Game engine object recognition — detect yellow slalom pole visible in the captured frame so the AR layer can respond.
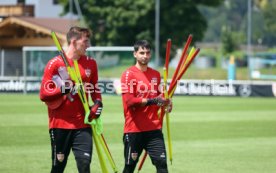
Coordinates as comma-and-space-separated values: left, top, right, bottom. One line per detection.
73, 60, 90, 114
74, 61, 108, 172
176, 47, 195, 80
169, 47, 196, 99
185, 47, 195, 66
74, 58, 116, 171
92, 126, 109, 173
163, 67, 173, 164
163, 48, 197, 165
74, 61, 111, 171
73, 60, 103, 134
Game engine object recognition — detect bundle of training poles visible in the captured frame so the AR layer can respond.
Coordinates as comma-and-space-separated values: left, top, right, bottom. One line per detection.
138, 35, 200, 172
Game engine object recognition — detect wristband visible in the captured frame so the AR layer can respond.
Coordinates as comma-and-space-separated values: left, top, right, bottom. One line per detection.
145, 98, 158, 106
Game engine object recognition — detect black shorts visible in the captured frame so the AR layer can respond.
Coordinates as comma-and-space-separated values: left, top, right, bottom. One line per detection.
49, 128, 93, 166
123, 129, 167, 165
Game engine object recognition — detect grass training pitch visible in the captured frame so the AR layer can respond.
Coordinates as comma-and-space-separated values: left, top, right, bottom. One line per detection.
0, 94, 276, 173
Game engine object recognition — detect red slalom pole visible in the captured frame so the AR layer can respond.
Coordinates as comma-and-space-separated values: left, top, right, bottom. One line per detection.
169, 35, 193, 91
101, 134, 112, 159
175, 53, 189, 79
137, 151, 147, 172
101, 134, 116, 165
168, 48, 200, 96
165, 39, 171, 76
169, 48, 200, 96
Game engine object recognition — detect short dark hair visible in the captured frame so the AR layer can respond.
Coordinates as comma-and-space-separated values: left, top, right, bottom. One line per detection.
66, 26, 91, 45
134, 40, 151, 52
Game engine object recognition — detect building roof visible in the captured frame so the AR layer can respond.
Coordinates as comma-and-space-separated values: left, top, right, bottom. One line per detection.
16, 17, 76, 35
0, 16, 78, 47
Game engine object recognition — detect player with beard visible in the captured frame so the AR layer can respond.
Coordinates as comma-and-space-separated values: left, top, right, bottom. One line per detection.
120, 40, 172, 173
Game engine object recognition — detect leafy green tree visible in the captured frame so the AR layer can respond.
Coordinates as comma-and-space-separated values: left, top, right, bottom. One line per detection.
199, 0, 276, 48
221, 26, 238, 55
59, 0, 154, 46
59, 0, 223, 61
262, 0, 276, 46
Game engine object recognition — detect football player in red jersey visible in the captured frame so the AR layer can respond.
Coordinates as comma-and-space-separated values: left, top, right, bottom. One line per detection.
121, 40, 172, 173
40, 26, 102, 173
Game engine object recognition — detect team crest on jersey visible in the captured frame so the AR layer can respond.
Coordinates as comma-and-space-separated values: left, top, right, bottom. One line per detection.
85, 69, 91, 77
131, 152, 138, 161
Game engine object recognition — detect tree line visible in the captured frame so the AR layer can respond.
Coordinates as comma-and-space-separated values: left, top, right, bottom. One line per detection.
58, 0, 275, 59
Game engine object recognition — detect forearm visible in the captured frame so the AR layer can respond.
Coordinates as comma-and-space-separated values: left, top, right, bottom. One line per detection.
90, 87, 102, 102
122, 93, 144, 107
40, 77, 70, 102
123, 93, 166, 108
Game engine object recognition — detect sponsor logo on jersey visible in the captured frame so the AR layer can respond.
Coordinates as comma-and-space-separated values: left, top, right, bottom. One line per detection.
160, 152, 166, 158
84, 153, 90, 157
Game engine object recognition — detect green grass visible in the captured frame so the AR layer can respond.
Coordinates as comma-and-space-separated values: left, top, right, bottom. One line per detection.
1, 94, 276, 173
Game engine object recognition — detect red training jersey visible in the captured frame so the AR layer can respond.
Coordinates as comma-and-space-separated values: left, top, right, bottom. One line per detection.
121, 66, 162, 133
40, 55, 101, 129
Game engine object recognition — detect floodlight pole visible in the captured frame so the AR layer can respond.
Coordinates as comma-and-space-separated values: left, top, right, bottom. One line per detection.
1, 49, 4, 76
69, 0, 73, 27
23, 48, 27, 94
74, 0, 86, 27
155, 0, 160, 67
247, 0, 252, 79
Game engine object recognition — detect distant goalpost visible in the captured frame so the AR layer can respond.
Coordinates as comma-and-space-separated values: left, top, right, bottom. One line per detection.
20, 46, 133, 93
22, 46, 134, 78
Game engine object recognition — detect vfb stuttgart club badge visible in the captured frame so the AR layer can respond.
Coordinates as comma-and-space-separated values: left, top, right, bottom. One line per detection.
85, 68, 91, 77
131, 152, 138, 161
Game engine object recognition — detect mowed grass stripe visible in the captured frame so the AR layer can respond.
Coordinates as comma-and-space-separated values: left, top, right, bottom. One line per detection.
1, 94, 276, 173
172, 137, 276, 173
1, 137, 276, 173
167, 121, 276, 141
2, 120, 275, 146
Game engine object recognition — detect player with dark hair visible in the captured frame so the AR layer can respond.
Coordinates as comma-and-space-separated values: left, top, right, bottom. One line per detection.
40, 26, 103, 173
121, 40, 172, 173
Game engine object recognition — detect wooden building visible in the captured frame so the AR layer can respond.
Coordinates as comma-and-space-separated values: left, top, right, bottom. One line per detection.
0, 16, 74, 48
0, 16, 77, 76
